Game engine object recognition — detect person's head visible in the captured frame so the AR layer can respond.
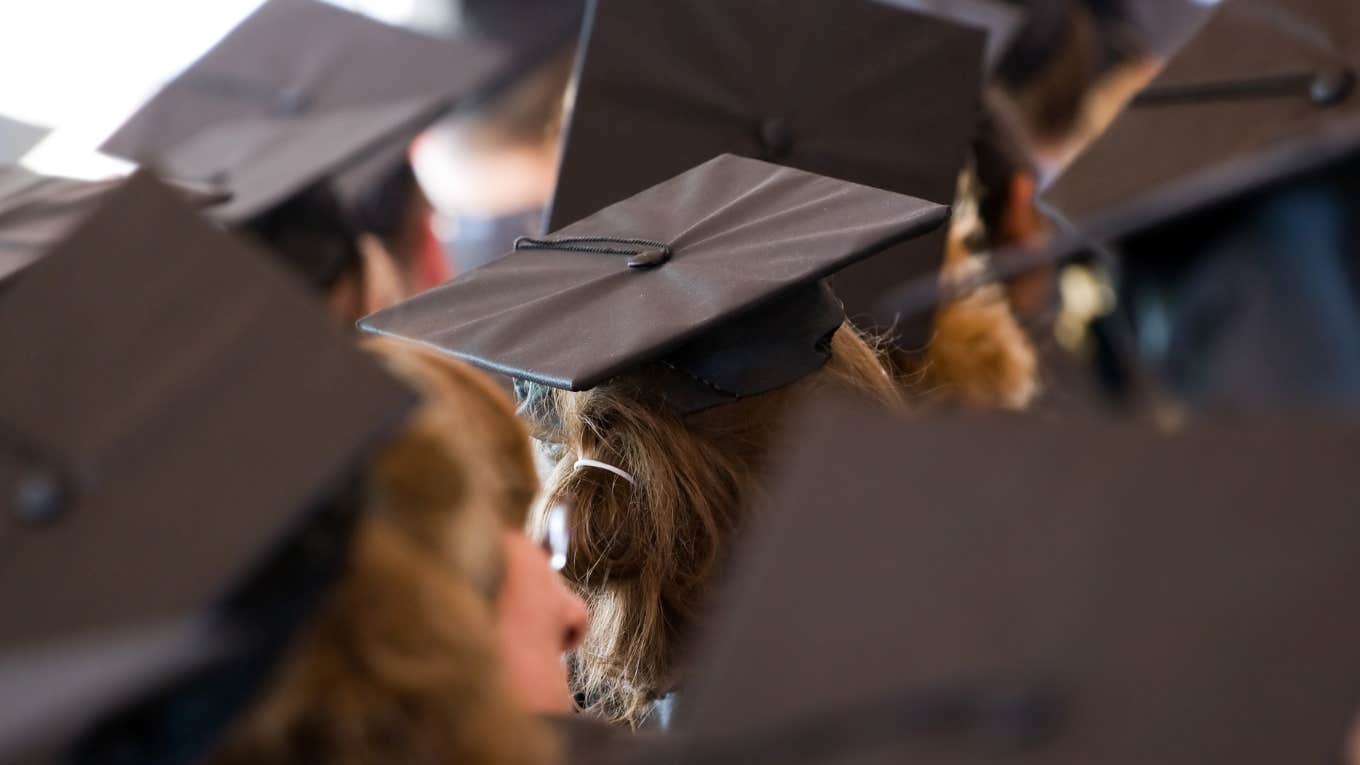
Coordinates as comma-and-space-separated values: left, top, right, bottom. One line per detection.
353, 154, 965, 726
522, 322, 901, 725
207, 338, 584, 763
350, 158, 445, 292
243, 182, 408, 325
994, 0, 1105, 170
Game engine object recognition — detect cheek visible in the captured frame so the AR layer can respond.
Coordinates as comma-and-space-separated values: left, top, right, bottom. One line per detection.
495, 538, 559, 641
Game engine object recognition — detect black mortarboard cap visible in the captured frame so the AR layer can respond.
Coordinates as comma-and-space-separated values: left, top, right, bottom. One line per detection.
1042, 0, 1360, 235
0, 167, 228, 284
0, 172, 414, 762
673, 395, 1360, 764
360, 154, 947, 413
545, 0, 985, 346
0, 115, 50, 164
103, 0, 510, 163
101, 0, 513, 232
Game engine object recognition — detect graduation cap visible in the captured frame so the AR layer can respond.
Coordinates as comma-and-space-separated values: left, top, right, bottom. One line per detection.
912, 0, 1360, 411
0, 172, 414, 763
1042, 0, 1360, 234
102, 0, 511, 164
545, 0, 987, 347
100, 0, 516, 266
667, 394, 1360, 764
360, 154, 947, 413
0, 114, 50, 164
0, 167, 228, 284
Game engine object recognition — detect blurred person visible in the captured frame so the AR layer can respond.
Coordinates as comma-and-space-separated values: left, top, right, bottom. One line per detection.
1039, 0, 1360, 413
410, 0, 585, 276
993, 0, 1207, 183
210, 337, 586, 763
100, 0, 521, 321
359, 155, 969, 727
0, 174, 578, 765
413, 45, 577, 276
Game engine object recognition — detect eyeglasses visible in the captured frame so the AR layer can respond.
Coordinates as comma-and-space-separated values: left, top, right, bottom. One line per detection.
543, 503, 570, 572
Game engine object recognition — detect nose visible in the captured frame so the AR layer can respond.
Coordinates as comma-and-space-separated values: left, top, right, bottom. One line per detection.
559, 581, 588, 652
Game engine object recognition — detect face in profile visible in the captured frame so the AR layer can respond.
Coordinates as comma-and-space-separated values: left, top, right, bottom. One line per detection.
494, 505, 587, 715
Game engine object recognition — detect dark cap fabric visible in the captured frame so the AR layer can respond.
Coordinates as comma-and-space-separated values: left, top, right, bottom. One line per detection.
0, 167, 229, 284
0, 171, 414, 761
360, 154, 947, 412
878, 0, 1025, 71
0, 114, 50, 164
670, 395, 1360, 764
1042, 0, 1360, 236
545, 0, 986, 345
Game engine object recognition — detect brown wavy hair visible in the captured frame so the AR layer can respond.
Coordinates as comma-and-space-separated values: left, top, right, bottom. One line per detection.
902, 234, 1040, 411
207, 338, 557, 765
523, 322, 902, 726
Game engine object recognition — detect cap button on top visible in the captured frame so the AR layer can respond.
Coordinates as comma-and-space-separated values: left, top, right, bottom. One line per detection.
272, 87, 310, 116
1309, 67, 1354, 107
627, 248, 671, 269
758, 117, 794, 161
13, 472, 66, 525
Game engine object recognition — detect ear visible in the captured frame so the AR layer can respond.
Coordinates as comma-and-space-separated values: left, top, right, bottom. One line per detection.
357, 233, 409, 315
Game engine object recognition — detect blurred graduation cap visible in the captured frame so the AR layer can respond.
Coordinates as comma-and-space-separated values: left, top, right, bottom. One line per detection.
0, 114, 50, 164
100, 0, 516, 285
0, 172, 414, 763
360, 154, 947, 413
1043, 0, 1358, 233
545, 0, 988, 347
0, 167, 228, 284
666, 394, 1360, 764
1021, 0, 1360, 410
102, 0, 511, 165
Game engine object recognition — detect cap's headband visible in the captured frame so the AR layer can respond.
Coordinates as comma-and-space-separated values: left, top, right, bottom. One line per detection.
573, 458, 637, 487
514, 236, 673, 269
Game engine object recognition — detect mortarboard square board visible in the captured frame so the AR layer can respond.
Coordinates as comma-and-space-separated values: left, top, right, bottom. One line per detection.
102, 0, 513, 162
661, 394, 1360, 764
544, 0, 987, 347
0, 167, 228, 284
101, 0, 517, 225
359, 154, 948, 413
0, 114, 51, 165
1041, 0, 1360, 238
0, 171, 414, 762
